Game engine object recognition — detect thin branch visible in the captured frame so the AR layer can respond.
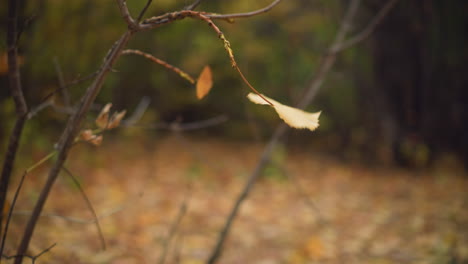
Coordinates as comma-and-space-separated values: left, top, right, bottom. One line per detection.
122, 49, 196, 83
14, 28, 134, 264
0, 0, 28, 255
62, 167, 106, 250
296, 0, 361, 109
333, 0, 399, 52
3, 243, 56, 263
53, 57, 71, 107
122, 96, 151, 126
206, 125, 288, 264
27, 100, 53, 119
206, 0, 282, 20
141, 0, 282, 30
184, 0, 203, 11
158, 188, 190, 264
0, 170, 27, 262
136, 0, 153, 22
116, 0, 138, 30
38, 70, 98, 107
12, 205, 125, 224
206, 1, 363, 263
124, 115, 228, 131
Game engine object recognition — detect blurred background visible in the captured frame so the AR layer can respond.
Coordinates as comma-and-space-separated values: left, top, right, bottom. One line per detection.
1, 1, 468, 263
1, 0, 467, 167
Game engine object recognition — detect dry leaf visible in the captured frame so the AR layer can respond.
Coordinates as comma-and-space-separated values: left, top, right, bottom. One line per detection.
79, 129, 95, 141
108, 110, 127, 129
196, 66, 213, 99
90, 135, 103, 146
96, 103, 112, 129
247, 93, 320, 131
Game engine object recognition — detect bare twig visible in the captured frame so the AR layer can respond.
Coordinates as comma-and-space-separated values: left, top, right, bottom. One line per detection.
206, 0, 282, 20
27, 100, 53, 119
158, 188, 191, 264
53, 57, 70, 107
3, 243, 56, 264
13, 0, 288, 262
12, 205, 126, 224
0, 170, 27, 262
0, 0, 28, 254
122, 49, 196, 83
122, 96, 151, 126
62, 167, 106, 250
333, 0, 399, 52
137, 0, 153, 22
141, 0, 282, 30
116, 0, 138, 30
125, 115, 228, 131
184, 0, 203, 11
206, 1, 364, 263
39, 70, 98, 105
14, 26, 134, 264
295, 0, 361, 109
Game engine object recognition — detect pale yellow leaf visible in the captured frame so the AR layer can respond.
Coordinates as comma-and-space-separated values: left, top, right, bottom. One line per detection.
79, 129, 95, 141
90, 135, 103, 146
96, 103, 112, 129
196, 66, 213, 99
247, 93, 320, 131
108, 110, 127, 129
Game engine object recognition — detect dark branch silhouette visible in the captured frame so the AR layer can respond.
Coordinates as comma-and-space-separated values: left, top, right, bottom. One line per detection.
206, 0, 400, 262
0, 0, 28, 257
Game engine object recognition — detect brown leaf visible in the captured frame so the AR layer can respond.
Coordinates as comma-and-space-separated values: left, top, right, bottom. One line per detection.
79, 129, 95, 141
108, 110, 127, 129
96, 103, 112, 129
196, 66, 213, 99
90, 135, 103, 146
247, 93, 320, 131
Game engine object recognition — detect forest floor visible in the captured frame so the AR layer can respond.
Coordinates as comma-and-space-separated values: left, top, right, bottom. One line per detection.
6, 135, 468, 264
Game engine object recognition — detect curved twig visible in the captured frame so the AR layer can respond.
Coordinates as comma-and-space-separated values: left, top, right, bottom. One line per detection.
332, 0, 399, 52
62, 167, 106, 250
206, 0, 282, 20
137, 0, 153, 22
184, 0, 203, 11
206, 1, 363, 263
122, 49, 195, 83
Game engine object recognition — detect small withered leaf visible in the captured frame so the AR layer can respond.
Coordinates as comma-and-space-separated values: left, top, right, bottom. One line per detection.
96, 103, 112, 129
79, 129, 95, 141
90, 135, 103, 146
247, 93, 320, 131
196, 66, 213, 100
108, 110, 127, 129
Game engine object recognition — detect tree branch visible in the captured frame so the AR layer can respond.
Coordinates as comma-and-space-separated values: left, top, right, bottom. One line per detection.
206, 0, 282, 20
136, 0, 153, 22
53, 57, 71, 107
116, 0, 138, 30
206, 1, 364, 263
332, 0, 399, 53
184, 0, 203, 11
62, 167, 106, 250
14, 27, 134, 264
0, 0, 28, 250
140, 0, 282, 30
122, 49, 196, 83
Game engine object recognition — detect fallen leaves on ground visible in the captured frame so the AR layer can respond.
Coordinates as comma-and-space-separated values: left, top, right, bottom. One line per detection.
6, 136, 468, 264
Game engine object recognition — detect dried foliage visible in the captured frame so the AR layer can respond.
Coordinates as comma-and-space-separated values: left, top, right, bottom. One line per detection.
248, 93, 320, 131
196, 66, 213, 99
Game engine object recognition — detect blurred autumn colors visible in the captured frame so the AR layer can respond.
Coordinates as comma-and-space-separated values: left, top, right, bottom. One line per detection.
1, 1, 468, 263
1, 0, 467, 166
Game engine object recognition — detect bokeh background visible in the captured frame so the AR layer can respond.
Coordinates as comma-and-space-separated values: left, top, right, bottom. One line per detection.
1, 1, 468, 263
1, 0, 467, 166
